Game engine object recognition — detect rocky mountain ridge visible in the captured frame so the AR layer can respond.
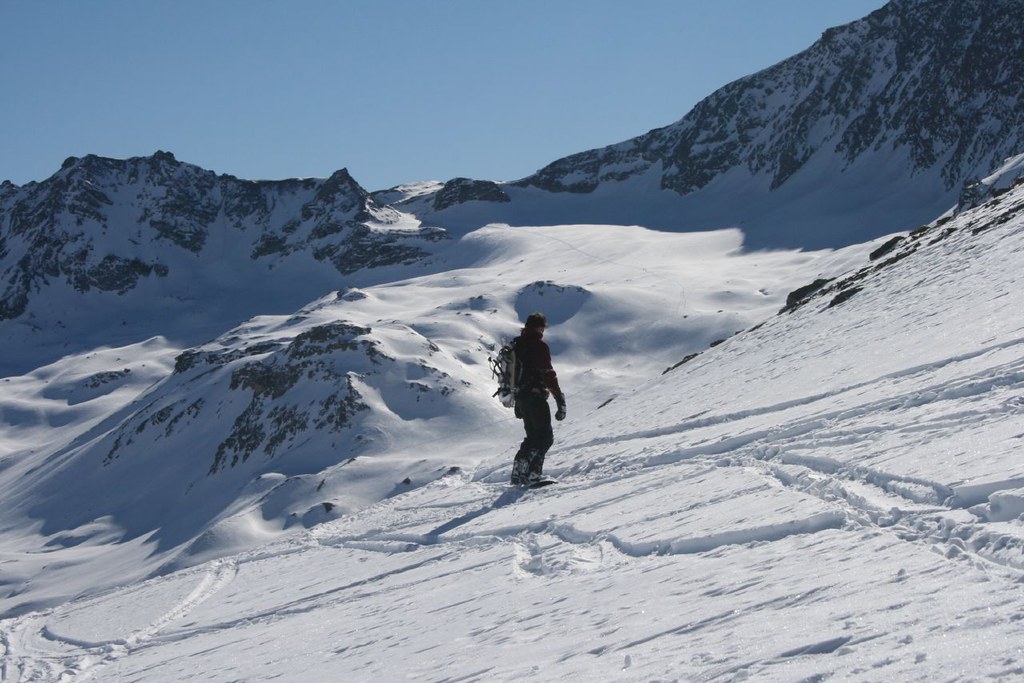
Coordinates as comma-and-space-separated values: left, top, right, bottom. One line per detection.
0, 152, 445, 374
523, 0, 1023, 196
394, 0, 1024, 248
4, 0, 1024, 373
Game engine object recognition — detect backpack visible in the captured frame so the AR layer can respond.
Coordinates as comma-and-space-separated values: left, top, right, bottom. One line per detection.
489, 337, 521, 408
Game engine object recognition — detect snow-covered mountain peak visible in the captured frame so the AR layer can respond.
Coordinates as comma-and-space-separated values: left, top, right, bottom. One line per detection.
394, 0, 1024, 249
0, 152, 446, 375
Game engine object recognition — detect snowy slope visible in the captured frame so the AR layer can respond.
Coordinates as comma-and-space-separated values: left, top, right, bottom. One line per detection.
0, 221, 874, 620
2, 172, 1023, 679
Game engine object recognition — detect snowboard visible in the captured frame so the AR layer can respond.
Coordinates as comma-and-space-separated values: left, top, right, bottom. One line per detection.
526, 478, 557, 489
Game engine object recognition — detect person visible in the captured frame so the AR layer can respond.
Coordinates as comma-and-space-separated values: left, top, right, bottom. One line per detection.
510, 312, 567, 486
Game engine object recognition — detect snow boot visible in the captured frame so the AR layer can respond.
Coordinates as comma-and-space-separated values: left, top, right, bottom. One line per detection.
510, 457, 531, 486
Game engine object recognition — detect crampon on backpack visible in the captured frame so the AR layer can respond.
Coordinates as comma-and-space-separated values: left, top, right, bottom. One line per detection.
489, 338, 521, 408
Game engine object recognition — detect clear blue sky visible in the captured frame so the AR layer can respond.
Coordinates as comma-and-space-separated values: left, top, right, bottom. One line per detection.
2, 1, 885, 191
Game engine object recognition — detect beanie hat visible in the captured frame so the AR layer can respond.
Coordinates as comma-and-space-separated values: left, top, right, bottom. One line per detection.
525, 312, 547, 329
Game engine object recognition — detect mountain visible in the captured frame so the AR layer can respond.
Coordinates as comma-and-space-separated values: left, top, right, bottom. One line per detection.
5, 0, 1023, 375
394, 0, 1024, 249
0, 152, 445, 375
2, 152, 1022, 681
3, 0, 1024, 675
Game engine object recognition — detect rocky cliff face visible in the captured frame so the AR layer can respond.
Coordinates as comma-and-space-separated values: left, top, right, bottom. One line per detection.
524, 0, 1024, 197
432, 178, 510, 211
0, 152, 444, 322
0, 152, 446, 374
397, 0, 1024, 247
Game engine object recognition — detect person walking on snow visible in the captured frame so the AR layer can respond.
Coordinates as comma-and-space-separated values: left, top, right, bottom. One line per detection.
511, 312, 567, 486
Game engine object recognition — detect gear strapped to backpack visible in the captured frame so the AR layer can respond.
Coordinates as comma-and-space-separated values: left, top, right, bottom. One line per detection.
489, 337, 521, 409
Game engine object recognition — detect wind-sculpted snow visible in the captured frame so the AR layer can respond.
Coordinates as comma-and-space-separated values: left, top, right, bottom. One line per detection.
0, 222, 870, 620
17, 313, 484, 568
4, 173, 1024, 678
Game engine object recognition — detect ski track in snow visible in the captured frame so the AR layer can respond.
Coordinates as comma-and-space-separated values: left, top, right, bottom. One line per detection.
573, 334, 1024, 461
289, 322, 1024, 630
330, 448, 1023, 584
3, 188, 1024, 678
305, 333, 1024, 588
546, 337, 1024, 575
1, 558, 238, 682
3, 338, 1023, 679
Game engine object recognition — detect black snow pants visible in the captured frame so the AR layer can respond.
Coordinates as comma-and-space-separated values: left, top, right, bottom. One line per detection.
512, 390, 554, 483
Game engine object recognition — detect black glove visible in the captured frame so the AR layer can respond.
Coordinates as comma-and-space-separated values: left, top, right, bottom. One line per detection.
555, 394, 567, 421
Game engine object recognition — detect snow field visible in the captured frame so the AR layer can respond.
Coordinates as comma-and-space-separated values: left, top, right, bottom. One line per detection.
3, 457, 1020, 681
2, 182, 1024, 680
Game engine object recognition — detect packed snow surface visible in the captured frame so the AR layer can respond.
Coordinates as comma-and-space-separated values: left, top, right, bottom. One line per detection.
2, 182, 1024, 680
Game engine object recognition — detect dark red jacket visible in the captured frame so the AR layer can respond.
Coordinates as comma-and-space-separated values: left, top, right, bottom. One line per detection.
516, 327, 563, 398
